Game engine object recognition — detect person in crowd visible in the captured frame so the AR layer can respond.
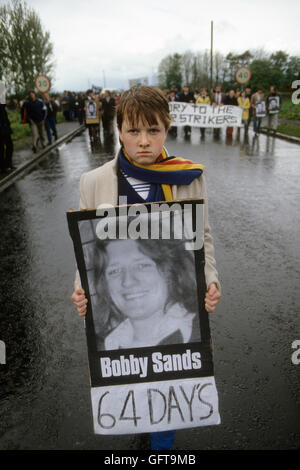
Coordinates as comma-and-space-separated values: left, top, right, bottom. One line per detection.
76, 93, 85, 126
68, 92, 75, 121
92, 237, 200, 350
245, 86, 252, 128
251, 88, 265, 136
211, 85, 225, 107
60, 91, 71, 121
71, 85, 221, 450
196, 88, 211, 138
73, 94, 80, 122
168, 89, 178, 137
85, 89, 101, 144
101, 90, 116, 136
54, 94, 61, 110
170, 84, 179, 100
266, 86, 281, 133
224, 89, 238, 136
43, 93, 58, 145
194, 89, 200, 102
21, 91, 47, 153
211, 85, 225, 139
235, 88, 241, 99
0, 102, 14, 172
237, 90, 251, 134
178, 85, 194, 137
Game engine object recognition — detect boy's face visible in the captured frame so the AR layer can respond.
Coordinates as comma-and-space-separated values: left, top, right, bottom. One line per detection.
118, 115, 168, 165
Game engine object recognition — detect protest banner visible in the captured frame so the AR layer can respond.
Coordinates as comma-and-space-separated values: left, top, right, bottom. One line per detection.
67, 200, 220, 435
169, 102, 242, 128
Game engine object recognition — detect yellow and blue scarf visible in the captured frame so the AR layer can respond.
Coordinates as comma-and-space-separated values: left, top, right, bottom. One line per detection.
119, 147, 204, 202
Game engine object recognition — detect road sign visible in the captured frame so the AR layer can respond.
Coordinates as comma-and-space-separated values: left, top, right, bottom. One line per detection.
35, 74, 51, 93
234, 66, 252, 85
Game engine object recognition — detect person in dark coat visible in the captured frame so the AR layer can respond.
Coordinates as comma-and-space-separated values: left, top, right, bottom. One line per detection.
0, 103, 14, 172
224, 89, 238, 136
21, 91, 47, 152
177, 85, 194, 137
43, 93, 58, 144
101, 91, 116, 136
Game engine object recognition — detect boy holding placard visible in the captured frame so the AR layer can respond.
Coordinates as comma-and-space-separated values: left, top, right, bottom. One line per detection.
72, 86, 221, 450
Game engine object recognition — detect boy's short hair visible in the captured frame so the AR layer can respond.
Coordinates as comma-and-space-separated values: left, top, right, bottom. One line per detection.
117, 86, 171, 130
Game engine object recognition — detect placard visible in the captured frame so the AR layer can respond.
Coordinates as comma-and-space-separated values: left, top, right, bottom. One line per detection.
169, 102, 242, 127
268, 96, 280, 114
85, 99, 100, 124
67, 199, 220, 434
255, 101, 266, 118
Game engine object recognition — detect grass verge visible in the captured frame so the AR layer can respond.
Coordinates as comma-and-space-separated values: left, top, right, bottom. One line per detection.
279, 97, 300, 121
276, 123, 300, 139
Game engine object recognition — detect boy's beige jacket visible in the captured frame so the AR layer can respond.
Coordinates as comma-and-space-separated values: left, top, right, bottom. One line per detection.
76, 154, 220, 291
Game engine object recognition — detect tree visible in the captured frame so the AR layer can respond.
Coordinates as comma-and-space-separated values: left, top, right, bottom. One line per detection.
214, 51, 226, 86
158, 53, 182, 90
157, 48, 300, 93
270, 50, 289, 71
0, 0, 54, 97
249, 59, 276, 90
285, 56, 300, 87
181, 50, 194, 87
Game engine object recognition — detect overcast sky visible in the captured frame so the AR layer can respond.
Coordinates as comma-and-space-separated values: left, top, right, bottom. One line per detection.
8, 0, 300, 91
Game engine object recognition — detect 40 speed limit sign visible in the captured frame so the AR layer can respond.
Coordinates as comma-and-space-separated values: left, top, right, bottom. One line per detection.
234, 66, 252, 85
35, 74, 51, 93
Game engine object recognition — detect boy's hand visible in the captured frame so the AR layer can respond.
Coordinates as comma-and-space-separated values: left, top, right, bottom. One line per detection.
72, 287, 88, 317
205, 283, 221, 313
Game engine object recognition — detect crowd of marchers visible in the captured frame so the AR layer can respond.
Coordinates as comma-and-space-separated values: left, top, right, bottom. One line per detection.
0, 89, 120, 172
1, 84, 281, 174
164, 84, 281, 138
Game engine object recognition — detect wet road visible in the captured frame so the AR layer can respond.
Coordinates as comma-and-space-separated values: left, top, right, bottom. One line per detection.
0, 126, 299, 450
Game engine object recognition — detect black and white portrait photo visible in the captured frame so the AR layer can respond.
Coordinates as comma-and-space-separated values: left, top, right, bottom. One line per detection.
89, 236, 200, 351
268, 96, 280, 114
255, 100, 266, 117
75, 207, 203, 352
86, 101, 97, 120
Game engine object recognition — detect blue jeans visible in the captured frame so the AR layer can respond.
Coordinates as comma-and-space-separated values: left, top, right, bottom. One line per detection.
253, 115, 262, 133
150, 430, 176, 450
45, 116, 57, 144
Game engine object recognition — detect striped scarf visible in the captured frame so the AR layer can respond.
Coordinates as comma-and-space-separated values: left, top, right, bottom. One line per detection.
119, 147, 204, 202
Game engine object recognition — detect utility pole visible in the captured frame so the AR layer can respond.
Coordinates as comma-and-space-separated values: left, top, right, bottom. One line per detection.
210, 20, 214, 91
